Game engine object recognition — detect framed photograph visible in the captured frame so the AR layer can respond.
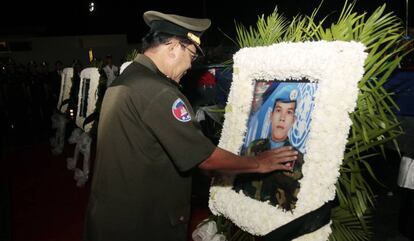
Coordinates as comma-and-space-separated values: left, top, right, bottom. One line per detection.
234, 80, 317, 212
209, 41, 367, 240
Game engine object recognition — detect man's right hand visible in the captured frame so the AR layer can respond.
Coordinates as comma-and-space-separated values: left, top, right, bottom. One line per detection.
199, 146, 298, 175
254, 146, 298, 173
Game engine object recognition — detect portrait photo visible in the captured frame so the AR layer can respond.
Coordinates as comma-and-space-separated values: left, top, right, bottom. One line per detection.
233, 81, 318, 210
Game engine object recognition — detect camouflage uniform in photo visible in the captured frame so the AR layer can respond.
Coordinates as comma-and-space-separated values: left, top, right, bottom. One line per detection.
234, 137, 304, 211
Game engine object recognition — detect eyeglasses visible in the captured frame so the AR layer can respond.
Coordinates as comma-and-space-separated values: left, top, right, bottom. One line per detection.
179, 43, 198, 62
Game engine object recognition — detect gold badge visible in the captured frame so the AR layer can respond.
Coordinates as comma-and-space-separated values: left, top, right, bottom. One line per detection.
187, 32, 200, 45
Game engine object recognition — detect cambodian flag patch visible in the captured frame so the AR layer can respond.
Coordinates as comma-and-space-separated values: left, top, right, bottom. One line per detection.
172, 98, 191, 122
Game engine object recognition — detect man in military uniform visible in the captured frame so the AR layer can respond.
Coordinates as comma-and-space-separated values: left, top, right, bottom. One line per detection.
234, 85, 304, 211
84, 11, 299, 241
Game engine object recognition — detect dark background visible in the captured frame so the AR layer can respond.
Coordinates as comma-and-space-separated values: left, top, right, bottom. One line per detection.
0, 0, 411, 44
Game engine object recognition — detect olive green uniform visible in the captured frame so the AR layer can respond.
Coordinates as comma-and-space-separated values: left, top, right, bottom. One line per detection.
84, 54, 215, 241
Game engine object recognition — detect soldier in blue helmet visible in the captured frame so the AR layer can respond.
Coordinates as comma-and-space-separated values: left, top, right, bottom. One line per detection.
234, 83, 304, 210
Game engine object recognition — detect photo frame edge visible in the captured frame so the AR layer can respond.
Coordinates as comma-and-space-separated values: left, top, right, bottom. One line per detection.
209, 40, 367, 237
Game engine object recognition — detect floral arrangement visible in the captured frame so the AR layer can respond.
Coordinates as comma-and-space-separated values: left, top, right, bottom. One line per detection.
209, 41, 367, 240
51, 67, 74, 155
202, 2, 412, 241
57, 67, 74, 113
75, 67, 101, 133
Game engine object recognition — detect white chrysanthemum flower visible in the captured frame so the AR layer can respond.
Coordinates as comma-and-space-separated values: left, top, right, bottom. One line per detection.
209, 41, 367, 240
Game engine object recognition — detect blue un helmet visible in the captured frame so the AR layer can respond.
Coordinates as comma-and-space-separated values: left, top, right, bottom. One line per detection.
261, 83, 299, 112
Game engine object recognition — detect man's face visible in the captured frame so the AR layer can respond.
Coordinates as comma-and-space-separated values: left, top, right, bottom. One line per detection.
169, 41, 196, 82
105, 57, 113, 66
271, 101, 296, 142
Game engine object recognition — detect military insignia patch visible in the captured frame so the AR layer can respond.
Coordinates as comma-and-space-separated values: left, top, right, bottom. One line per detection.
289, 89, 298, 101
172, 98, 191, 122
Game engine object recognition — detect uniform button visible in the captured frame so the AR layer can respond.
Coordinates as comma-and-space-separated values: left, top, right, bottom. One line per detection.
179, 216, 184, 221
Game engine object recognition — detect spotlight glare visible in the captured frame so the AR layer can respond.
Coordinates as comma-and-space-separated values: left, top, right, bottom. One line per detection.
89, 2, 95, 12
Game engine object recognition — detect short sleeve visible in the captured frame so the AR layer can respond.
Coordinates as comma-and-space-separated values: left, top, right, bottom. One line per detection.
142, 88, 215, 172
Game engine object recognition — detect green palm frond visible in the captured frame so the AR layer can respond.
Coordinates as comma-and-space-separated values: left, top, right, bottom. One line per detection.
327, 4, 409, 240
235, 8, 288, 47
212, 1, 413, 241
125, 49, 139, 61
330, 206, 372, 241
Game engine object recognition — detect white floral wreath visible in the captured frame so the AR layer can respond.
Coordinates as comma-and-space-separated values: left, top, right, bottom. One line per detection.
209, 41, 367, 241
57, 67, 74, 113
76, 67, 100, 132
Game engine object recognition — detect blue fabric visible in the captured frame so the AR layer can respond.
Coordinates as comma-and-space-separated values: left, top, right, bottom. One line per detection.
270, 139, 288, 149
215, 67, 232, 106
384, 70, 414, 116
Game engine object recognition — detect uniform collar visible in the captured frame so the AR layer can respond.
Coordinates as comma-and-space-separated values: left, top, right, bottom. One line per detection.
270, 139, 287, 149
134, 54, 182, 89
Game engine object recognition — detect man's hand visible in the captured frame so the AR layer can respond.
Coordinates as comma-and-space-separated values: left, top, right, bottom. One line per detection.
254, 146, 298, 173
199, 146, 298, 175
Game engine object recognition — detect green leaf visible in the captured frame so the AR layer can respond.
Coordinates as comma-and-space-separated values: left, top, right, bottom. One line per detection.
222, 2, 411, 241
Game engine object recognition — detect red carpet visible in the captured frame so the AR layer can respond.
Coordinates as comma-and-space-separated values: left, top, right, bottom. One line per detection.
4, 143, 89, 241
2, 141, 210, 241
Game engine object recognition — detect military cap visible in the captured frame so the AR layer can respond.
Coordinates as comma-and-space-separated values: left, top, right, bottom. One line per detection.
143, 10, 211, 54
